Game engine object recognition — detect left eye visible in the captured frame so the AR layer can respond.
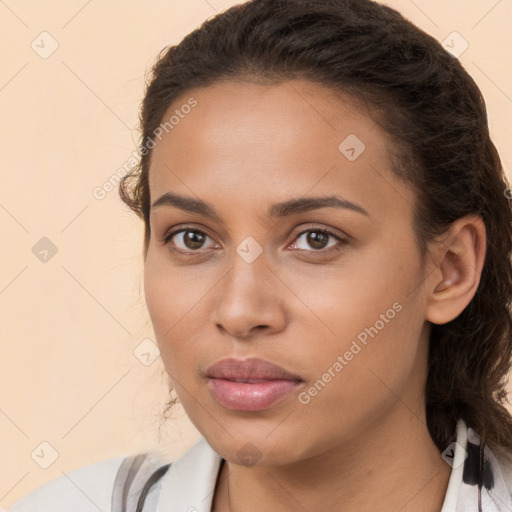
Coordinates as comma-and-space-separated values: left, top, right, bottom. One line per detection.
291, 228, 345, 252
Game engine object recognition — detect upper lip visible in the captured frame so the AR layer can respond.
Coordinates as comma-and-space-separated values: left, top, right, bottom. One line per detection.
206, 357, 303, 381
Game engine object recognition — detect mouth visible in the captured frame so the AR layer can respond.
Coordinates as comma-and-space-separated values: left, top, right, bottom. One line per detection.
207, 377, 304, 411
219, 378, 286, 383
205, 357, 304, 411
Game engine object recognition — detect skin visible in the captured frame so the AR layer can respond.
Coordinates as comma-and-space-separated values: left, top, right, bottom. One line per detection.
143, 78, 486, 512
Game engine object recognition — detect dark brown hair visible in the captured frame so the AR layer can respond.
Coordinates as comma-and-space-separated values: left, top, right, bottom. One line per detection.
120, 0, 512, 482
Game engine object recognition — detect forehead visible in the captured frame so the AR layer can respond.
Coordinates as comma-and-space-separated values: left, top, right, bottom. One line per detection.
148, 79, 414, 223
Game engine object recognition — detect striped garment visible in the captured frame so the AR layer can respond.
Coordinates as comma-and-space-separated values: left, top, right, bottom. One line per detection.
7, 418, 512, 511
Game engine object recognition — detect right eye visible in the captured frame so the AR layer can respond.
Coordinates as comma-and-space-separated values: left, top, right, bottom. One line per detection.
161, 227, 217, 253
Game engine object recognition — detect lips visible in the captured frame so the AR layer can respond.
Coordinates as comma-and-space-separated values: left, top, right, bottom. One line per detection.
205, 357, 303, 381
205, 357, 304, 411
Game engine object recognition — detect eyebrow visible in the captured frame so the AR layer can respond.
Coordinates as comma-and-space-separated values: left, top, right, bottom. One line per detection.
151, 191, 369, 220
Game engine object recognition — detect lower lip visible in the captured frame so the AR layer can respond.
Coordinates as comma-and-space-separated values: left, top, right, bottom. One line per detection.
208, 378, 303, 411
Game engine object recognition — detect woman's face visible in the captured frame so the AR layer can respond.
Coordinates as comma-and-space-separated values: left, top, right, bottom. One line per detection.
144, 79, 432, 465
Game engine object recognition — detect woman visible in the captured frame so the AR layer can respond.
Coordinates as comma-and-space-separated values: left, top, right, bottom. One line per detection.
9, 0, 512, 511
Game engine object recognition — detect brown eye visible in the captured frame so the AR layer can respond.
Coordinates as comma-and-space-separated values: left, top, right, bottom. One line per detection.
292, 227, 346, 252
181, 230, 207, 250
304, 231, 330, 249
162, 228, 214, 251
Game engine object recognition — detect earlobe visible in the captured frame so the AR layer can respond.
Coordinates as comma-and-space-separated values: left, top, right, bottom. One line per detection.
425, 215, 486, 325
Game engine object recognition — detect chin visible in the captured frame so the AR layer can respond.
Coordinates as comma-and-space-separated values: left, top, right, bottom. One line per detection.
203, 427, 309, 467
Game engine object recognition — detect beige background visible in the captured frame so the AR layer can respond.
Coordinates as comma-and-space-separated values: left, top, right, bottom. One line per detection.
1, 0, 512, 507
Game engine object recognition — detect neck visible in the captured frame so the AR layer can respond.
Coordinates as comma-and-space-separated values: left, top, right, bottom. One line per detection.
213, 403, 451, 512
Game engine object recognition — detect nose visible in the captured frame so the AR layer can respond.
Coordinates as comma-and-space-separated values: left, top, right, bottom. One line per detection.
212, 248, 287, 340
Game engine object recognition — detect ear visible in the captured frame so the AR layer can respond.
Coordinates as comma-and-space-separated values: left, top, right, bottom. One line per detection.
425, 214, 487, 325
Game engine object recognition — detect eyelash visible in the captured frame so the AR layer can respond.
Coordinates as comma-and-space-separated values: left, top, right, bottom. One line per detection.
160, 225, 348, 256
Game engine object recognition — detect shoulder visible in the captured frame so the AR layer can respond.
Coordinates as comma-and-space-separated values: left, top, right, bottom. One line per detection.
7, 452, 163, 512
495, 445, 512, 497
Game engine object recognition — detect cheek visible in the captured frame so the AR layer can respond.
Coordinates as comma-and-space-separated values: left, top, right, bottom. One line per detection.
143, 260, 172, 334
144, 248, 201, 332
293, 302, 423, 449
143, 252, 187, 362
288, 242, 418, 342
143, 249, 214, 372
294, 244, 424, 399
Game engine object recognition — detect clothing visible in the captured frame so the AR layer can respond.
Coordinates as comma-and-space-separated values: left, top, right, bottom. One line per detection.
7, 418, 512, 511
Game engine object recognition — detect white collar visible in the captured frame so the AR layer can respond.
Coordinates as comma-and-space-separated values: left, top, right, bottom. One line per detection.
156, 418, 512, 511
156, 436, 223, 512
441, 418, 512, 511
